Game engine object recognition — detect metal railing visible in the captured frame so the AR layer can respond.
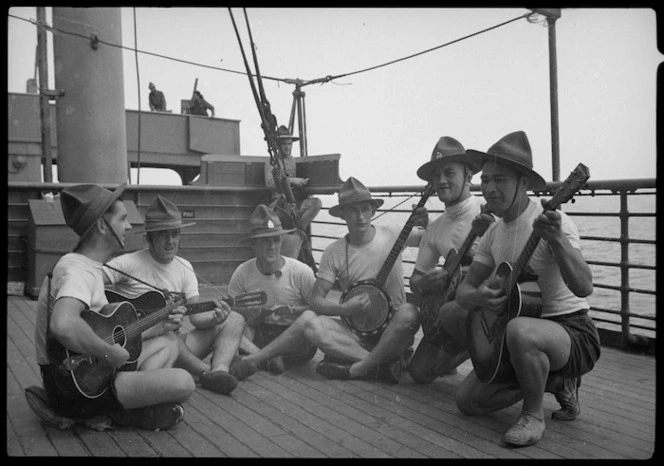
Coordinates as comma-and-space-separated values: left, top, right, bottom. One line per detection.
306, 178, 656, 349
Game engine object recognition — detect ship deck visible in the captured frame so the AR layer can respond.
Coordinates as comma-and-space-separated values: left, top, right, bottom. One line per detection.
6, 293, 656, 459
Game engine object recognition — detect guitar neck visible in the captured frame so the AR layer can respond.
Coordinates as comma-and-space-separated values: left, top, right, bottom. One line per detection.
122, 301, 183, 342
376, 184, 433, 286
502, 229, 542, 294
183, 296, 241, 315
444, 225, 480, 276
118, 298, 232, 342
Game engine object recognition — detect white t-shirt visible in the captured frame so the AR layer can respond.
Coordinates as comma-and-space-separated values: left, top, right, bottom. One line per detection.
414, 195, 484, 273
229, 256, 315, 325
103, 249, 198, 302
317, 224, 418, 309
34, 253, 108, 366
474, 198, 589, 317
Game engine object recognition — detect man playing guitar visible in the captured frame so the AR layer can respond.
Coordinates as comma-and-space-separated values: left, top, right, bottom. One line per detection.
407, 136, 494, 383
103, 195, 256, 396
455, 131, 601, 447
308, 176, 428, 383
33, 183, 194, 430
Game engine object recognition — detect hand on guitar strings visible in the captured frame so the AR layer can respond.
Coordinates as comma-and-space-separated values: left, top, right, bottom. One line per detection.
105, 344, 131, 369
419, 267, 451, 295
475, 276, 508, 313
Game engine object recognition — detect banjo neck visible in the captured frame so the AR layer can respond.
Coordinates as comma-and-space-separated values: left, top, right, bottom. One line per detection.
375, 183, 435, 287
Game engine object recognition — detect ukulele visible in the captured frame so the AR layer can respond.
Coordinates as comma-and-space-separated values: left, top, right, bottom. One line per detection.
466, 163, 590, 384
420, 203, 493, 346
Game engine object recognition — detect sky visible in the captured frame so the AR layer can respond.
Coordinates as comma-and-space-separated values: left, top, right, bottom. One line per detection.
7, 7, 662, 186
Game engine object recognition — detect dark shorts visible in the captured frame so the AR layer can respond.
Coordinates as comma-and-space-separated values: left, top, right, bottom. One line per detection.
254, 323, 317, 368
40, 364, 124, 419
546, 309, 601, 379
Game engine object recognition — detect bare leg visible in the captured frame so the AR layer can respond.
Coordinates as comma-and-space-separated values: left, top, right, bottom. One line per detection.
182, 312, 245, 373
244, 311, 316, 366
280, 232, 303, 259
299, 197, 322, 230
350, 303, 419, 377
304, 316, 369, 362
138, 332, 180, 371
114, 368, 195, 409
456, 369, 522, 416
409, 300, 469, 383
174, 337, 209, 375
507, 317, 572, 419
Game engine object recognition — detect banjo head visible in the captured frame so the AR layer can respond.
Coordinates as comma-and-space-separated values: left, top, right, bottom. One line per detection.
340, 282, 392, 336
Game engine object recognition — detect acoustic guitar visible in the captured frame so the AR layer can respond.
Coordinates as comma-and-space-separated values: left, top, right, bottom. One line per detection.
466, 163, 590, 384
340, 182, 435, 336
47, 290, 267, 399
419, 203, 493, 346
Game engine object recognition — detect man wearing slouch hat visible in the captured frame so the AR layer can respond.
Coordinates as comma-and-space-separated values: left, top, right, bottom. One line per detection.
30, 183, 193, 431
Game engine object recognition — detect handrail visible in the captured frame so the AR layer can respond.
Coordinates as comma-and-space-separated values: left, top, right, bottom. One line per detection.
308, 178, 656, 350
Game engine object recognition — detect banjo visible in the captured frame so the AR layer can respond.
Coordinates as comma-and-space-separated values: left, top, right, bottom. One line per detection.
340, 183, 435, 336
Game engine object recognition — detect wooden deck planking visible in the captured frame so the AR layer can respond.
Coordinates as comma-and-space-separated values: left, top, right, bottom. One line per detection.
5, 295, 656, 458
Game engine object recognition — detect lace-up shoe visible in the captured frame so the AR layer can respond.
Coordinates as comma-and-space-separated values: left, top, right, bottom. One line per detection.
552, 376, 581, 421
200, 370, 238, 395
503, 413, 545, 446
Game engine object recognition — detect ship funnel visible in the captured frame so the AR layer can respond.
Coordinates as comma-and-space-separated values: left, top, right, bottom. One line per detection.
52, 8, 128, 183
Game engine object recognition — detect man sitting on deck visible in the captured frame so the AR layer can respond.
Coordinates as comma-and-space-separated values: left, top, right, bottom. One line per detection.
229, 204, 319, 374
305, 176, 427, 383
30, 183, 194, 431
454, 131, 601, 446
103, 195, 256, 396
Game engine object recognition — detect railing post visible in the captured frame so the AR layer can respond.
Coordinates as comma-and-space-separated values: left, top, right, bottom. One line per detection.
618, 190, 648, 349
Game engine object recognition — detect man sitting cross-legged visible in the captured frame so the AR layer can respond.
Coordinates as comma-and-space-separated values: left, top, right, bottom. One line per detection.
104, 195, 256, 396
30, 183, 194, 431
229, 204, 319, 374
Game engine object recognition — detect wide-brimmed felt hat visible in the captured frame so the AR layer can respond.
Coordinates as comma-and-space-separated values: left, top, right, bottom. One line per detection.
416, 136, 480, 181
328, 177, 384, 218
276, 125, 299, 141
60, 182, 127, 240
466, 131, 547, 191
239, 204, 296, 244
143, 195, 196, 232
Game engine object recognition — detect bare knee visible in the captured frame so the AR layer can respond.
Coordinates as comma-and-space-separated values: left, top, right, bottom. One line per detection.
303, 316, 326, 344
505, 318, 537, 353
456, 393, 483, 416
455, 382, 487, 416
171, 368, 196, 401
392, 303, 420, 334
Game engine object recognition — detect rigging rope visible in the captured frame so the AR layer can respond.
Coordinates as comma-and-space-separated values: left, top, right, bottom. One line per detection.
10, 11, 530, 88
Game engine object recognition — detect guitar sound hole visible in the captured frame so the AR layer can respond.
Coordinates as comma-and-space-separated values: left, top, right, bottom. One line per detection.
112, 326, 127, 346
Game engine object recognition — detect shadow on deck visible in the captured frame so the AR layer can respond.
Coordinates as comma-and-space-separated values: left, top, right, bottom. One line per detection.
6, 294, 656, 459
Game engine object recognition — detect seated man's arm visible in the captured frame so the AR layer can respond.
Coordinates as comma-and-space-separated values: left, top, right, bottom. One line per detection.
50, 297, 129, 369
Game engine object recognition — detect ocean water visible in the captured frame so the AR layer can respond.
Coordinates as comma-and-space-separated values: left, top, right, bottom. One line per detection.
310, 191, 656, 335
